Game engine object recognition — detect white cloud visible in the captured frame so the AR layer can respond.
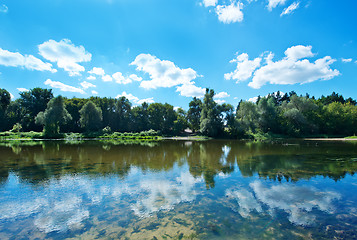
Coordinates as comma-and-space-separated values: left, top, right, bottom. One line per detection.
38, 39, 91, 76
137, 97, 155, 104
44, 79, 85, 94
112, 72, 143, 84
214, 91, 230, 99
131, 54, 199, 89
267, 0, 287, 11
284, 45, 314, 60
87, 75, 96, 80
116, 91, 139, 102
225, 53, 261, 82
342, 58, 352, 63
17, 88, 29, 92
226, 45, 340, 89
0, 4, 8, 13
91, 90, 98, 95
214, 99, 226, 104
248, 96, 258, 103
176, 83, 206, 98
102, 75, 113, 82
215, 2, 244, 24
0, 48, 56, 73
88, 67, 105, 76
80, 81, 96, 89
9, 92, 14, 100
202, 0, 217, 7
280, 2, 300, 16
116, 92, 155, 105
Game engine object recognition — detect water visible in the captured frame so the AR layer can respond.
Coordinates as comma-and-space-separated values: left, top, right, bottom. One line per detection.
0, 140, 356, 239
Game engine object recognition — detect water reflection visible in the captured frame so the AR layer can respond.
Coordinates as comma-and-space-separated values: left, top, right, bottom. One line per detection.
0, 140, 356, 239
0, 140, 356, 186
226, 181, 341, 226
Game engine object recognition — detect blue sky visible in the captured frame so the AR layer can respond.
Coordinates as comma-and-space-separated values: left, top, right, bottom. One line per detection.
0, 0, 356, 108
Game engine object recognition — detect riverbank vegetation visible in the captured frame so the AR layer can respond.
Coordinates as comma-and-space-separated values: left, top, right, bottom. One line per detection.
0, 88, 356, 140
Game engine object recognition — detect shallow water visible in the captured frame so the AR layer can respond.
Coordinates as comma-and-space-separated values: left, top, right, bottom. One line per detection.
0, 140, 356, 239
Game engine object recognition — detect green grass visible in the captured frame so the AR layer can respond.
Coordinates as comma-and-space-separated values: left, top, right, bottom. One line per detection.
345, 136, 357, 139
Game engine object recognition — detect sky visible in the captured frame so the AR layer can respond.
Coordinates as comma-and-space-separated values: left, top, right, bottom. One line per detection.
0, 0, 356, 109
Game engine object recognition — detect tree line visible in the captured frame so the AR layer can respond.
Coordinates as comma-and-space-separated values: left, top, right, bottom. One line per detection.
0, 87, 356, 138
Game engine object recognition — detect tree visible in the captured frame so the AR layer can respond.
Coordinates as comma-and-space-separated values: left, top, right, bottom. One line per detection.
131, 102, 149, 132
114, 97, 131, 132
200, 89, 223, 137
79, 101, 103, 132
35, 96, 72, 136
20, 88, 53, 131
173, 108, 188, 135
236, 101, 259, 133
187, 97, 202, 133
0, 89, 11, 131
257, 97, 279, 133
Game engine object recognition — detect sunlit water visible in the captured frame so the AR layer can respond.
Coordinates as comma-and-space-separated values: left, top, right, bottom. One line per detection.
0, 140, 356, 239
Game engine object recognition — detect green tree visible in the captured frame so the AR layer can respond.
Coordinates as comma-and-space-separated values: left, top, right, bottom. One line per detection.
20, 88, 53, 131
0, 89, 11, 131
200, 89, 223, 137
79, 101, 103, 132
35, 96, 72, 136
187, 97, 202, 132
257, 97, 279, 133
131, 102, 149, 132
114, 97, 131, 132
173, 108, 188, 135
236, 101, 259, 134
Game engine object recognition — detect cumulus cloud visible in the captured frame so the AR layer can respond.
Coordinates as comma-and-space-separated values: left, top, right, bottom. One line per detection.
224, 53, 261, 82
116, 91, 154, 105
226, 45, 340, 89
267, 0, 287, 11
176, 83, 206, 98
17, 88, 29, 92
284, 45, 314, 60
226, 181, 340, 226
341, 58, 352, 63
44, 79, 85, 94
102, 75, 113, 82
87, 75, 96, 80
0, 4, 8, 13
202, 0, 217, 7
214, 99, 226, 104
88, 67, 105, 76
80, 81, 96, 89
280, 2, 300, 16
214, 91, 230, 99
91, 90, 98, 95
248, 96, 258, 103
0, 48, 56, 72
131, 54, 199, 89
38, 39, 91, 76
215, 1, 244, 24
112, 72, 143, 84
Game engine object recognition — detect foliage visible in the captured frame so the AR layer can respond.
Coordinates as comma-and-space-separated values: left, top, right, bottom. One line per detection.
35, 96, 72, 137
0, 87, 356, 139
20, 88, 53, 131
79, 101, 103, 132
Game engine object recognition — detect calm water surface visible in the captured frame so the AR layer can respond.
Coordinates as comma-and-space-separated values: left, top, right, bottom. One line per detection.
0, 140, 356, 239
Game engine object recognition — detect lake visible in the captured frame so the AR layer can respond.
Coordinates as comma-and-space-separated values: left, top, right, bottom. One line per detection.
0, 140, 356, 239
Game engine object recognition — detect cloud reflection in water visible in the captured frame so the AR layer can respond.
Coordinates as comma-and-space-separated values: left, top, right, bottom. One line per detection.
226, 181, 341, 226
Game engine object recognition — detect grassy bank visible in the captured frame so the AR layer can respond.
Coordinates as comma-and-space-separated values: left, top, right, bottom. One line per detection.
0, 130, 162, 141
